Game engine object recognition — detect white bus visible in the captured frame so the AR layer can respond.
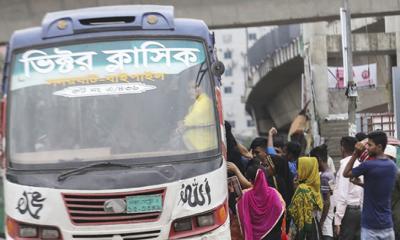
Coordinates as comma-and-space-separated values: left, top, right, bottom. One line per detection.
2, 5, 229, 240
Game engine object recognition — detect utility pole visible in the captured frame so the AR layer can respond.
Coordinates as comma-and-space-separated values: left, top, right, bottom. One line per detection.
341, 0, 357, 136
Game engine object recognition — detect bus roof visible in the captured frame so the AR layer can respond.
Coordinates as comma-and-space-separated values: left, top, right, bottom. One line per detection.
8, 5, 213, 51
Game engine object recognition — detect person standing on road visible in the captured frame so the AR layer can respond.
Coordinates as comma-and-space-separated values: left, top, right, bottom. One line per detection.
267, 127, 284, 156
310, 144, 335, 240
392, 168, 400, 240
225, 120, 252, 175
248, 137, 278, 189
283, 141, 302, 178
384, 144, 400, 240
343, 131, 397, 240
333, 136, 363, 240
236, 168, 285, 240
289, 156, 323, 240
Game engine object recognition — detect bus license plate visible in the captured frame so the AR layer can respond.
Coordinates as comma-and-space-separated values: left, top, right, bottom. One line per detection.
126, 194, 162, 213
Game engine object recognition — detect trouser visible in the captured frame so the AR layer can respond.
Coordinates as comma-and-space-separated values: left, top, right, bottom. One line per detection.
296, 216, 322, 240
229, 212, 243, 240
321, 214, 334, 238
361, 227, 395, 240
339, 205, 361, 240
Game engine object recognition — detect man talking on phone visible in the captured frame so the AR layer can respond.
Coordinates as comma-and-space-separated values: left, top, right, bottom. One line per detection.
343, 131, 397, 240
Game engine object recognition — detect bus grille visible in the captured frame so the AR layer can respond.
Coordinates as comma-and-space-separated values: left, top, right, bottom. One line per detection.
72, 230, 161, 239
63, 188, 165, 225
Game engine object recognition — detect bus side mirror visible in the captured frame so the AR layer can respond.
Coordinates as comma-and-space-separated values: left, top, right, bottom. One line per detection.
211, 61, 225, 77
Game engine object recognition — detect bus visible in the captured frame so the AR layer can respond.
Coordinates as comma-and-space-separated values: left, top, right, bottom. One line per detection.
2, 5, 229, 239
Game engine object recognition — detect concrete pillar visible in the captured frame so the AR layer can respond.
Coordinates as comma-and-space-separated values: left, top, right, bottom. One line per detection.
302, 22, 329, 118
396, 32, 400, 67
385, 16, 400, 112
385, 16, 400, 65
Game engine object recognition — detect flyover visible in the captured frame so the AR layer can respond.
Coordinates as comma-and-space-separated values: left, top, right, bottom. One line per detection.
1, 0, 400, 42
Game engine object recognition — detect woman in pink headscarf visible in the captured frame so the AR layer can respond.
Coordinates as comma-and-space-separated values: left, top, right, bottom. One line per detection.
236, 168, 286, 240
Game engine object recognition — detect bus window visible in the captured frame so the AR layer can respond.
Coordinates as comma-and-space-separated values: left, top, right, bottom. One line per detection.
9, 39, 218, 167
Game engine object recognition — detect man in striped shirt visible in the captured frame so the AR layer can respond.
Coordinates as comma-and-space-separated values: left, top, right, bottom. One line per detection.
310, 144, 335, 240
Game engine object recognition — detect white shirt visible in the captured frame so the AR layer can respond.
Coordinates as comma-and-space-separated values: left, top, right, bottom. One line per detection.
328, 156, 336, 174
333, 156, 364, 226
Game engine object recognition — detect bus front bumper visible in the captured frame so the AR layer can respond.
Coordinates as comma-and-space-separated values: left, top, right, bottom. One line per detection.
6, 218, 231, 240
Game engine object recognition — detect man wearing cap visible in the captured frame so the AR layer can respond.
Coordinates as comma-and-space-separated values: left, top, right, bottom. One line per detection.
385, 144, 400, 240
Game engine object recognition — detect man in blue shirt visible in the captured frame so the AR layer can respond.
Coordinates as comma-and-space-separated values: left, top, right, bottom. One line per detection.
343, 130, 397, 240
265, 127, 301, 178
282, 141, 301, 178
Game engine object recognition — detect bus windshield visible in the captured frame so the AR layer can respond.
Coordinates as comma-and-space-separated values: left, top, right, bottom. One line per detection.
8, 39, 218, 167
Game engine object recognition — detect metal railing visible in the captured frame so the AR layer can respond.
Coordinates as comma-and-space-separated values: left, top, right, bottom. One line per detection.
360, 112, 395, 137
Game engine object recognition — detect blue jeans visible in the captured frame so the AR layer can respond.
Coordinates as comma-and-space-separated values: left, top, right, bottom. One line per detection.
361, 227, 395, 240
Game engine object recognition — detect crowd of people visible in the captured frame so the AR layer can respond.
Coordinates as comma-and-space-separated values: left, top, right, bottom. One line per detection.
225, 121, 400, 240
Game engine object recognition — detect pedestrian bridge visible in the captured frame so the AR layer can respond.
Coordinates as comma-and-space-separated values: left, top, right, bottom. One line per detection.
1, 0, 400, 42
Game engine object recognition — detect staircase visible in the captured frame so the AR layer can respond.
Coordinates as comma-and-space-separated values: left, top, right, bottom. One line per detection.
319, 119, 348, 168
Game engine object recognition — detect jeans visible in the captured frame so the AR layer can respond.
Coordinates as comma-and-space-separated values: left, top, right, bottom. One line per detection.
361, 227, 395, 240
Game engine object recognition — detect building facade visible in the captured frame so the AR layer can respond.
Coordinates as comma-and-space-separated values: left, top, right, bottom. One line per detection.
214, 27, 272, 140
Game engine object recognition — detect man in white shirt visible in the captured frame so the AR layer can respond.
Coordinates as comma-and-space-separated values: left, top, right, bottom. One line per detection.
334, 136, 363, 240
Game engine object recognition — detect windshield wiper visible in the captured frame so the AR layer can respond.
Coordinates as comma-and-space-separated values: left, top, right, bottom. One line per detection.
195, 61, 208, 87
57, 162, 131, 181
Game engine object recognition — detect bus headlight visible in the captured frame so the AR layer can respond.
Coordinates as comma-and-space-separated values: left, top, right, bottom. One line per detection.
42, 228, 61, 239
19, 224, 38, 238
173, 217, 192, 232
7, 216, 62, 239
169, 199, 228, 239
196, 213, 214, 227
